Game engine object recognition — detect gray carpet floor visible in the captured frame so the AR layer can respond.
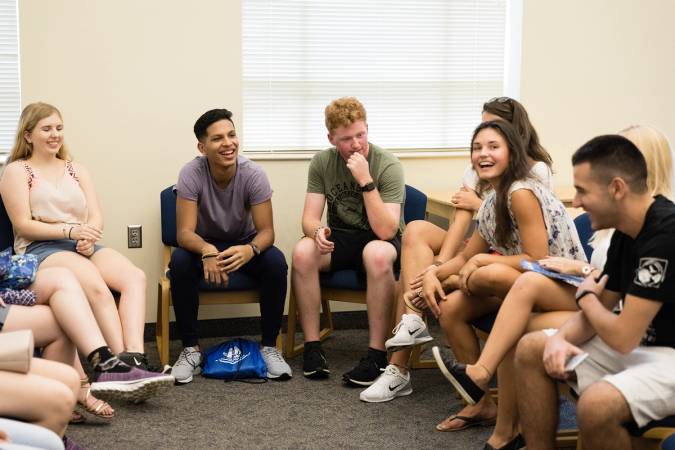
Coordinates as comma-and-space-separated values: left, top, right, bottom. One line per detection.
67, 329, 497, 450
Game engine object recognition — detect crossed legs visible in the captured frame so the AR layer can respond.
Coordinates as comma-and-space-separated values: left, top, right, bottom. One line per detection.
389, 220, 447, 370
40, 248, 146, 354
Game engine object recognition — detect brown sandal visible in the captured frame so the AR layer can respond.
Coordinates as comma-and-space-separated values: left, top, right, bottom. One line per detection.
75, 378, 115, 423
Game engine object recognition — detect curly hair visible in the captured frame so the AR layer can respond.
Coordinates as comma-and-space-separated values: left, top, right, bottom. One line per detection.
324, 97, 367, 134
9, 102, 71, 163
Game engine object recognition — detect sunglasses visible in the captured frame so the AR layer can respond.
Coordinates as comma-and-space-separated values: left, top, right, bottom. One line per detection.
488, 96, 512, 104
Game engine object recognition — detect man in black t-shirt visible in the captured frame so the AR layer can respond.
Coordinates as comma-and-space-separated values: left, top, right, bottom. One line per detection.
515, 135, 675, 450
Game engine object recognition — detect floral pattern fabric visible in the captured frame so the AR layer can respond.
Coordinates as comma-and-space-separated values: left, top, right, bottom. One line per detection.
476, 179, 586, 261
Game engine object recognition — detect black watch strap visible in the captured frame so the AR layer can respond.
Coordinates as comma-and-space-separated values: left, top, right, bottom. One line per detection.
575, 289, 596, 306
248, 242, 261, 256
359, 181, 376, 192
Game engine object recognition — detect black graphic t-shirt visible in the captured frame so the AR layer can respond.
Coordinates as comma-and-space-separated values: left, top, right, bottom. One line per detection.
307, 143, 405, 233
603, 195, 675, 348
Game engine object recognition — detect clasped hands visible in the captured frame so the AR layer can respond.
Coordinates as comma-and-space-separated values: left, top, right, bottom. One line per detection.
70, 223, 102, 257
201, 245, 255, 286
407, 255, 486, 319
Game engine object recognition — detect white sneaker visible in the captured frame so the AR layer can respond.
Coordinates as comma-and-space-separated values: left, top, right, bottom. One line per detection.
359, 364, 412, 403
261, 346, 292, 380
385, 314, 433, 351
171, 346, 202, 384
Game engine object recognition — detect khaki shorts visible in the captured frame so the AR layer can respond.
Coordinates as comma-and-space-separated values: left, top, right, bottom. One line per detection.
564, 333, 675, 427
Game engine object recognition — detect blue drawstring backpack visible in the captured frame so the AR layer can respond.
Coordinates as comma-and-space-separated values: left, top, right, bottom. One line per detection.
202, 338, 267, 382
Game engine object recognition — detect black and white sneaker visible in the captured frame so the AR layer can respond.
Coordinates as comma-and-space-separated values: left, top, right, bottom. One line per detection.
303, 343, 330, 379
432, 346, 485, 405
342, 349, 387, 386
385, 314, 433, 351
118, 352, 162, 372
359, 364, 412, 402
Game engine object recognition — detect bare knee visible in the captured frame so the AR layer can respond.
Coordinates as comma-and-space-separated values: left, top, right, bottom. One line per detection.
469, 263, 518, 296
34, 267, 81, 297
87, 280, 116, 304
515, 331, 547, 369
362, 241, 396, 277
128, 266, 147, 288
40, 380, 77, 430
292, 238, 320, 274
577, 382, 628, 430
438, 292, 469, 327
401, 220, 428, 248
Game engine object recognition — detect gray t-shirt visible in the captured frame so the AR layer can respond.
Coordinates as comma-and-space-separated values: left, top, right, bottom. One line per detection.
176, 155, 272, 242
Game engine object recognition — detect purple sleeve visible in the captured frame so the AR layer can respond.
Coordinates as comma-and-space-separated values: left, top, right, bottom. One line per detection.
247, 165, 273, 206
176, 160, 201, 202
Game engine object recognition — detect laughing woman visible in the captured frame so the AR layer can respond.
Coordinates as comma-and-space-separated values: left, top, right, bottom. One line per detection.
420, 120, 585, 449
0, 102, 151, 370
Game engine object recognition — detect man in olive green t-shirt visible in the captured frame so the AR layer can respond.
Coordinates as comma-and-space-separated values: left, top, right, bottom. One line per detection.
291, 97, 405, 386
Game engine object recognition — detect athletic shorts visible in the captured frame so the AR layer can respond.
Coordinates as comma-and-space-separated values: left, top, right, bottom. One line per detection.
25, 239, 103, 265
560, 333, 675, 427
328, 229, 401, 273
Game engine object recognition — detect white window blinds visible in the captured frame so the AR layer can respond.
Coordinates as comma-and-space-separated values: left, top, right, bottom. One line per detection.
242, 0, 518, 153
0, 0, 19, 160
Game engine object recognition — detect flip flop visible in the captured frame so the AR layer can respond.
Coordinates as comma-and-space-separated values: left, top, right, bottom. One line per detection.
436, 414, 496, 432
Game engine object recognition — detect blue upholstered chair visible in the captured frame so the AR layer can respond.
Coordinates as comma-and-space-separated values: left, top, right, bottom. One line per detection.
155, 186, 281, 366
284, 185, 428, 358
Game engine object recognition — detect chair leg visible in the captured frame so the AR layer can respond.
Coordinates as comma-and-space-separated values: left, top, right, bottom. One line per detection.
409, 314, 437, 369
156, 282, 171, 366
410, 343, 437, 369
318, 295, 333, 341
284, 289, 305, 358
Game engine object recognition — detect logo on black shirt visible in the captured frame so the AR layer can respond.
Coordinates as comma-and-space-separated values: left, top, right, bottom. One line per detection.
634, 257, 669, 288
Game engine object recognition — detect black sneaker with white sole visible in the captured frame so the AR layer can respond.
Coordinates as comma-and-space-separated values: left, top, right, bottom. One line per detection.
342, 349, 387, 386
303, 343, 330, 379
432, 346, 486, 405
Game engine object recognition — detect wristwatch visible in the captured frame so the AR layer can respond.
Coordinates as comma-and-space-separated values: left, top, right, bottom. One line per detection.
248, 242, 261, 256
359, 181, 376, 192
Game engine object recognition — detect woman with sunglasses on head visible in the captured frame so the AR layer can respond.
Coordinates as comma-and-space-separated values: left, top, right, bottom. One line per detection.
417, 120, 584, 449
360, 97, 555, 404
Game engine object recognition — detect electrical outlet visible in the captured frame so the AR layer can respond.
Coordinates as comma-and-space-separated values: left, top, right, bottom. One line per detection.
127, 225, 142, 248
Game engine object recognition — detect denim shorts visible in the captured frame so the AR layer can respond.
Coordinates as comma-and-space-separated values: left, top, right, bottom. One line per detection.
25, 239, 103, 265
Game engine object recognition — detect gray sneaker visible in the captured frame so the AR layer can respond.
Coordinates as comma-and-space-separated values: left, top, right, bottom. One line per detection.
261, 346, 292, 380
171, 346, 202, 384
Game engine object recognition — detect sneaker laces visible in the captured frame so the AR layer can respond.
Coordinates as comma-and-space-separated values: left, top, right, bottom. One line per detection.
262, 347, 284, 362
175, 348, 201, 369
383, 365, 400, 377
390, 315, 419, 335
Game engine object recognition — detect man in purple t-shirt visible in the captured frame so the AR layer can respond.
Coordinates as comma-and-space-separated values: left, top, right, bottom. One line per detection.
169, 108, 291, 384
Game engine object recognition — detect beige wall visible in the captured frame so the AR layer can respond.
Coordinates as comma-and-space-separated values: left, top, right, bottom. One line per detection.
19, 0, 675, 323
